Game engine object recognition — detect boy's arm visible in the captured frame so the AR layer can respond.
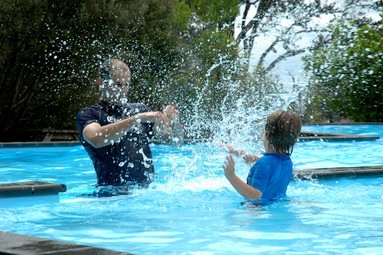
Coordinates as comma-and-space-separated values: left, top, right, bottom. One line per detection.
225, 145, 259, 165
223, 155, 262, 200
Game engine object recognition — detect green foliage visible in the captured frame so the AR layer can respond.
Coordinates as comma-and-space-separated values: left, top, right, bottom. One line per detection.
303, 19, 383, 122
0, 0, 243, 140
0, 0, 190, 133
224, 66, 284, 112
188, 0, 238, 24
172, 0, 192, 30
153, 0, 240, 135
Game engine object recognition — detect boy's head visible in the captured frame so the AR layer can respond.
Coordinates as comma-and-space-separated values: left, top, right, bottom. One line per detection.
264, 110, 302, 155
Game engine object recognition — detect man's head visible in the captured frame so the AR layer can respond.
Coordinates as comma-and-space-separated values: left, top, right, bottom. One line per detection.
98, 59, 131, 105
264, 110, 302, 155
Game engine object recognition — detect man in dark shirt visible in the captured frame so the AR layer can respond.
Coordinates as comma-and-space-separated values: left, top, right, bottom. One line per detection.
76, 59, 183, 186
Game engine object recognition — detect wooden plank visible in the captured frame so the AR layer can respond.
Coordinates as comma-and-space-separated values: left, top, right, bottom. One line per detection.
298, 132, 379, 141
294, 165, 383, 179
42, 133, 53, 142
0, 181, 67, 197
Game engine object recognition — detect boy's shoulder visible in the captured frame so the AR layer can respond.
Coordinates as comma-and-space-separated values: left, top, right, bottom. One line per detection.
260, 153, 291, 161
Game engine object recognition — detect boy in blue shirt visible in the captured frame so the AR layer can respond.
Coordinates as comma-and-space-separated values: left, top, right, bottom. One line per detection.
222, 110, 302, 201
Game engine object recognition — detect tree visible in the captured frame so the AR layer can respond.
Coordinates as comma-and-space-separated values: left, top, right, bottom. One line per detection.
0, 0, 188, 136
0, 0, 245, 141
236, 0, 381, 74
303, 19, 383, 122
155, 0, 241, 139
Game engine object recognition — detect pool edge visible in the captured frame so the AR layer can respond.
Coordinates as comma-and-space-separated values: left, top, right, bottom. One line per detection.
0, 231, 134, 255
294, 165, 383, 179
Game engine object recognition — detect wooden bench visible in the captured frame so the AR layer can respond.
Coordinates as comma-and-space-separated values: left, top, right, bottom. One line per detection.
42, 129, 79, 142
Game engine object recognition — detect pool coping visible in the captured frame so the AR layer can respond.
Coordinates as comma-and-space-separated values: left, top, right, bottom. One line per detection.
0, 131, 380, 147
0, 181, 67, 197
0, 231, 133, 255
293, 165, 383, 179
297, 132, 379, 141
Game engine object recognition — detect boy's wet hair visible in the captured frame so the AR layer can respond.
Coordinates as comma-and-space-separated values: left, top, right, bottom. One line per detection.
265, 110, 302, 155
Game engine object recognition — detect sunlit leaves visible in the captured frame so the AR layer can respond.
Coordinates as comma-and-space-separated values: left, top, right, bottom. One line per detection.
0, 0, 189, 131
304, 19, 383, 122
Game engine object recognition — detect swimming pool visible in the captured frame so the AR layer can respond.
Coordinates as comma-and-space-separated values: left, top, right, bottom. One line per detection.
0, 124, 382, 254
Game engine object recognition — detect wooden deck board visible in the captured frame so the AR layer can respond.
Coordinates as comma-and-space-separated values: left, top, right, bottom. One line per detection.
294, 165, 383, 179
0, 181, 67, 197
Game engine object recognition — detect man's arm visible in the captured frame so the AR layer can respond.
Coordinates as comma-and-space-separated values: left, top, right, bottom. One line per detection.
152, 105, 184, 147
83, 111, 163, 148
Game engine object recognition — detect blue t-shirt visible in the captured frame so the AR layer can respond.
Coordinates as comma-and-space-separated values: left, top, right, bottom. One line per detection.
246, 153, 293, 200
76, 101, 154, 186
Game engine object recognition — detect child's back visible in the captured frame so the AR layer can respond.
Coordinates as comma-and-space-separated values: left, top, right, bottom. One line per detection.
247, 153, 292, 200
222, 110, 301, 201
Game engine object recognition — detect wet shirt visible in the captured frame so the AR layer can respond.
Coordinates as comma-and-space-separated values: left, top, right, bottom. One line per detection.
76, 101, 155, 186
247, 153, 293, 200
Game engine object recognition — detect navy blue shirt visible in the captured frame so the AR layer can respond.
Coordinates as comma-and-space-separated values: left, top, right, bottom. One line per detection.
246, 153, 293, 200
76, 101, 155, 186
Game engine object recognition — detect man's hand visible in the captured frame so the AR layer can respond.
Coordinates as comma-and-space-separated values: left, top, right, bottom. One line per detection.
151, 104, 183, 147
163, 104, 179, 121
135, 111, 164, 124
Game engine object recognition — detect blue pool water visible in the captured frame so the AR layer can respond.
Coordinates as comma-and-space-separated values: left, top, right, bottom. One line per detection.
0, 124, 382, 254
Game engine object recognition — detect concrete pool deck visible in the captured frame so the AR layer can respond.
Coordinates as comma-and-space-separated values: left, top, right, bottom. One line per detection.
0, 232, 133, 255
